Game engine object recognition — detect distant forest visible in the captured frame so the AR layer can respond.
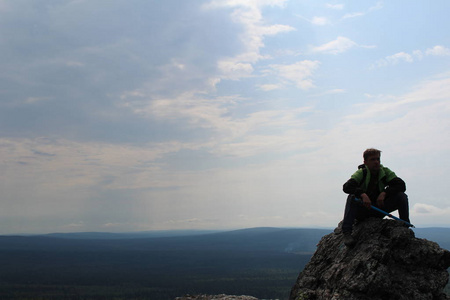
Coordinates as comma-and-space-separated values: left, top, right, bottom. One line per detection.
0, 227, 448, 300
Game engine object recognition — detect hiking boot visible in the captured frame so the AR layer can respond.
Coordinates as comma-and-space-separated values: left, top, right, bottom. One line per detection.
343, 232, 356, 247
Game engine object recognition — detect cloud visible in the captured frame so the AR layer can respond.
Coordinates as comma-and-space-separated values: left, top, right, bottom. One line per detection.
341, 1, 383, 20
207, 0, 295, 80
0, 0, 299, 148
294, 14, 330, 26
326, 88, 346, 94
311, 36, 357, 54
386, 52, 414, 64
257, 83, 283, 91
372, 45, 450, 68
218, 61, 255, 80
122, 91, 238, 136
341, 12, 365, 19
425, 45, 450, 56
338, 76, 450, 169
0, 137, 190, 192
411, 204, 450, 226
63, 221, 85, 229
205, 0, 288, 9
120, 86, 316, 159
345, 75, 450, 122
265, 60, 321, 89
325, 3, 344, 10
0, 0, 253, 141
311, 16, 329, 26
403, 74, 450, 99
311, 89, 346, 97
413, 203, 443, 214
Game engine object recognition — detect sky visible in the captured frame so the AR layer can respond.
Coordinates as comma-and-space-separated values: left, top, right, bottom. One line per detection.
1, 0, 450, 234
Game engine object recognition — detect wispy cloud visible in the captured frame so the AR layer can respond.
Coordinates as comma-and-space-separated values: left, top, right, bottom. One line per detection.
413, 203, 450, 215
311, 36, 357, 54
425, 45, 450, 56
372, 45, 450, 68
206, 0, 295, 81
343, 75, 450, 145
341, 1, 383, 20
341, 12, 365, 19
265, 60, 321, 89
411, 203, 450, 226
257, 83, 283, 91
311, 89, 346, 97
295, 14, 330, 26
383, 52, 414, 65
0, 136, 194, 193
311, 16, 329, 26
325, 3, 344, 10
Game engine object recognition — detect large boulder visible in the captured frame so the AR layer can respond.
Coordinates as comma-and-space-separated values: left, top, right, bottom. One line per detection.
290, 218, 450, 300
175, 295, 258, 300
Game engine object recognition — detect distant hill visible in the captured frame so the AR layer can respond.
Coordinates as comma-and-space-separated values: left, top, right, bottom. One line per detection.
42, 229, 223, 239
1, 226, 448, 252
0, 227, 332, 253
412, 227, 450, 250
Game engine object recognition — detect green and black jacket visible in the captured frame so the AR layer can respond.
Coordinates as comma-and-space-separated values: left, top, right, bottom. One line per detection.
343, 164, 406, 198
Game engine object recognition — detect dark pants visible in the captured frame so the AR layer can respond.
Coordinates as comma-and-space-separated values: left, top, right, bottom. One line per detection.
342, 192, 410, 233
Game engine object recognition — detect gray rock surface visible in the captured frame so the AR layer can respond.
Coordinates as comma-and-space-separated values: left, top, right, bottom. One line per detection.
290, 218, 450, 300
175, 295, 258, 300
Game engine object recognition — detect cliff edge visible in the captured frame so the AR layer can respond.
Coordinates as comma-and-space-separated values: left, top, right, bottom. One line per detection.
290, 218, 450, 300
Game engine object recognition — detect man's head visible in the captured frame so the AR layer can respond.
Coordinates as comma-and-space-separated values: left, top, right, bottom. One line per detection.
363, 148, 381, 173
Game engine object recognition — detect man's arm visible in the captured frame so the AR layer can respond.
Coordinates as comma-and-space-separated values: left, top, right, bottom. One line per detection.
343, 179, 371, 208
343, 167, 365, 196
343, 178, 363, 197
385, 177, 406, 195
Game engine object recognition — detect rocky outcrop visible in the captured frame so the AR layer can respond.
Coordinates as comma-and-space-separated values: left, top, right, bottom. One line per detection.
175, 295, 258, 300
290, 218, 450, 300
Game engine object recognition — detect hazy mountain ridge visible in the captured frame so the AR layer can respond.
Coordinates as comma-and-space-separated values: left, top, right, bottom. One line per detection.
0, 227, 449, 252
42, 229, 224, 239
413, 227, 450, 250
0, 227, 332, 253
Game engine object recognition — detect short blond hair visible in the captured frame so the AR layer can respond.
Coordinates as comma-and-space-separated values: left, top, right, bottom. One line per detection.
363, 148, 381, 161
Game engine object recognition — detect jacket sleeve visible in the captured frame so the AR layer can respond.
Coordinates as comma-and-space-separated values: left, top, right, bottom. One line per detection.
382, 167, 406, 196
343, 178, 363, 197
343, 168, 365, 197
384, 177, 406, 196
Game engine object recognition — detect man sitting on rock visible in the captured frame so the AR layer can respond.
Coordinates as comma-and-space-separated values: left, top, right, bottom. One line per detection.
341, 148, 410, 247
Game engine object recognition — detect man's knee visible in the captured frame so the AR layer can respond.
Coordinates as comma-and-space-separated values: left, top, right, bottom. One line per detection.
346, 194, 355, 203
384, 192, 408, 213
396, 192, 409, 205
395, 191, 407, 198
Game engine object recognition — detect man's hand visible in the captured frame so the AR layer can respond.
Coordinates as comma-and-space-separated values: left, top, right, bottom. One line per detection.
361, 193, 371, 209
377, 192, 386, 208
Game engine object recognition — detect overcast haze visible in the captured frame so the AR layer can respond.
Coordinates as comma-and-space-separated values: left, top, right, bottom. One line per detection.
1, 0, 450, 234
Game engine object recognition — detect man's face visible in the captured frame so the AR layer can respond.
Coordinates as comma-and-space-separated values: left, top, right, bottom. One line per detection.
364, 154, 381, 173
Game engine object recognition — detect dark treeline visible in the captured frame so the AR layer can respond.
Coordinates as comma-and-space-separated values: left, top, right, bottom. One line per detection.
0, 227, 448, 300
0, 249, 311, 299
0, 228, 322, 300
